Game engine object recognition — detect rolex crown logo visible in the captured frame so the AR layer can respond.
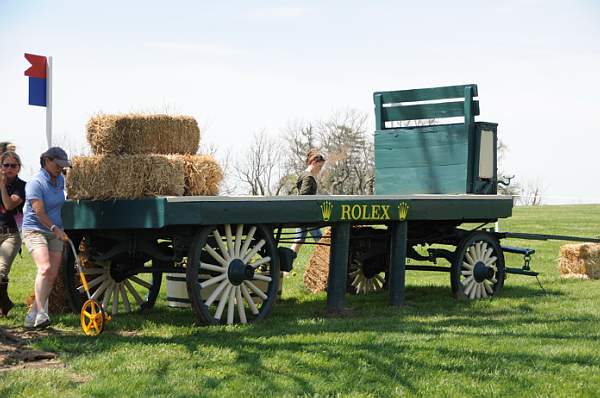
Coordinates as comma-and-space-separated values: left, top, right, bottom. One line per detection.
320, 201, 333, 221
398, 202, 409, 221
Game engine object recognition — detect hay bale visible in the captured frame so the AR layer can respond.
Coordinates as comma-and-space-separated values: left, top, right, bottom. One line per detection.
303, 229, 331, 293
87, 114, 200, 155
66, 155, 185, 200
173, 154, 223, 196
558, 243, 600, 279
66, 154, 222, 200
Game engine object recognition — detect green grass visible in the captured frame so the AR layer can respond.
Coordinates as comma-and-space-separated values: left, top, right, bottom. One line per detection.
2, 204, 600, 397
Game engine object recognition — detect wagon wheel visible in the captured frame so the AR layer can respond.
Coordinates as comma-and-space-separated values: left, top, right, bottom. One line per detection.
451, 231, 505, 300
347, 252, 386, 295
186, 224, 280, 325
64, 237, 162, 315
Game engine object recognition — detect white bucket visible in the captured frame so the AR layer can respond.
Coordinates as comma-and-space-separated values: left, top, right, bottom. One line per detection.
166, 274, 190, 308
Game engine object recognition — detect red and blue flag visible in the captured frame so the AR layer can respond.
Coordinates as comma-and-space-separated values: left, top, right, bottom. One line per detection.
24, 53, 47, 107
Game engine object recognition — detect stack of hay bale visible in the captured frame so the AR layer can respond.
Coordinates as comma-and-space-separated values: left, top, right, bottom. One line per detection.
42, 114, 222, 315
66, 114, 222, 199
558, 243, 600, 279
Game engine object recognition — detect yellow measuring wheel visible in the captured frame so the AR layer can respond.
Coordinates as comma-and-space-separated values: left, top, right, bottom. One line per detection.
67, 238, 112, 336
80, 299, 108, 336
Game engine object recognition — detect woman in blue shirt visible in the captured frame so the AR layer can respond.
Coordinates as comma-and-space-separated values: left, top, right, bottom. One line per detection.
21, 147, 70, 329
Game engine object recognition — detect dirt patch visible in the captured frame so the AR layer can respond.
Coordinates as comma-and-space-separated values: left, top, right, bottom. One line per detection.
0, 326, 62, 371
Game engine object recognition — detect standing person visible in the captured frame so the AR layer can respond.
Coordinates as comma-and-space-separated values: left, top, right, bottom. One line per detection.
21, 147, 70, 328
291, 149, 326, 254
0, 142, 17, 154
0, 151, 26, 317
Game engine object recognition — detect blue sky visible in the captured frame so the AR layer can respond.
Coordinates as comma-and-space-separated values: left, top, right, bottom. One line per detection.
1, 1, 599, 203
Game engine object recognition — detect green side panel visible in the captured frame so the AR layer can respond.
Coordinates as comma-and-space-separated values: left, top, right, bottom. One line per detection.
374, 124, 470, 194
165, 199, 322, 226
376, 165, 468, 194
374, 84, 478, 103
62, 198, 167, 230
164, 197, 513, 224
61, 195, 513, 231
382, 100, 479, 122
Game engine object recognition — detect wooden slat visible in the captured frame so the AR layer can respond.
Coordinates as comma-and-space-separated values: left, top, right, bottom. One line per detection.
381, 100, 479, 122
374, 84, 478, 104
375, 164, 468, 195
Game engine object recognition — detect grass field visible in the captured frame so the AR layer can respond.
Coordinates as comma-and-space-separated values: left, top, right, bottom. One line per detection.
1, 205, 600, 397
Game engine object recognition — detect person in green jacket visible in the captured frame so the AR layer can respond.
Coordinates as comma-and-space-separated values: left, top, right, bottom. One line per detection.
291, 149, 326, 254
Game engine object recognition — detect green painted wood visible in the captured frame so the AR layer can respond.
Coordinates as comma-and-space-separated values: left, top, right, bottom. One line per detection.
374, 124, 467, 149
62, 195, 513, 231
375, 127, 468, 169
376, 165, 468, 194
61, 198, 167, 230
381, 100, 480, 122
389, 221, 407, 306
375, 124, 470, 194
464, 86, 476, 192
327, 222, 350, 314
374, 94, 383, 131
374, 84, 478, 103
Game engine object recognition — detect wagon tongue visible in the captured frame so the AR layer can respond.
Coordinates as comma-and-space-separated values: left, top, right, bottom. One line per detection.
499, 232, 600, 244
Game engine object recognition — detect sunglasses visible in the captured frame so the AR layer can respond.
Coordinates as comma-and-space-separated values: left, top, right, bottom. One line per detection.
2, 163, 19, 169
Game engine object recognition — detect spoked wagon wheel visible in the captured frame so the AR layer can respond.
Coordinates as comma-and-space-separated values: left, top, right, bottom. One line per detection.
451, 231, 505, 300
64, 237, 162, 315
348, 253, 386, 295
186, 224, 280, 325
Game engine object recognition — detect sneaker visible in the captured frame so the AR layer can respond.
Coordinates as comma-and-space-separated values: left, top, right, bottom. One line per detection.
34, 311, 51, 329
24, 311, 37, 328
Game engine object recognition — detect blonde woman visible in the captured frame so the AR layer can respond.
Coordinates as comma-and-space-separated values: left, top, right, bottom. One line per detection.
0, 151, 26, 316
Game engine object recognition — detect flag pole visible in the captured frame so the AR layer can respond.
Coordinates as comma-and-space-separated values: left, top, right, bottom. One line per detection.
45, 56, 52, 148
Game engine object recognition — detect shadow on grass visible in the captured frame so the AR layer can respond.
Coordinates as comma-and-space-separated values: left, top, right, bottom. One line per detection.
33, 283, 598, 396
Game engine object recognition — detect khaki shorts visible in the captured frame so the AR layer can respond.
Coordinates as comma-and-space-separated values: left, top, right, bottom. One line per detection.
22, 230, 64, 253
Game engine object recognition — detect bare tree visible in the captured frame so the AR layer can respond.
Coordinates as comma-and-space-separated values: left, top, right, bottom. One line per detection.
317, 110, 373, 195
517, 178, 546, 206
234, 130, 287, 196
282, 109, 374, 195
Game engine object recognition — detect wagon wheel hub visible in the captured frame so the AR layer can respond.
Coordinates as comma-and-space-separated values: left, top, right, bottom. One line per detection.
472, 261, 493, 283
227, 258, 254, 286
109, 262, 129, 283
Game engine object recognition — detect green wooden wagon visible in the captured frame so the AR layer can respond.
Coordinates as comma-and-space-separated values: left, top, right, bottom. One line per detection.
61, 84, 535, 326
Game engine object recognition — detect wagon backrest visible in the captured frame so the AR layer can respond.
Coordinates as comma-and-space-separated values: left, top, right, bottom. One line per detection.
373, 84, 479, 131
373, 84, 497, 196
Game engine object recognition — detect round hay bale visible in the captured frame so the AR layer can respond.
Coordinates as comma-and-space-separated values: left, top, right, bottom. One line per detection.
558, 243, 600, 279
87, 114, 200, 155
303, 228, 331, 293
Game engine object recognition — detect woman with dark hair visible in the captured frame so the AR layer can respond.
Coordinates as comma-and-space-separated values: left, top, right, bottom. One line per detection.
21, 147, 70, 328
0, 151, 26, 316
291, 149, 326, 254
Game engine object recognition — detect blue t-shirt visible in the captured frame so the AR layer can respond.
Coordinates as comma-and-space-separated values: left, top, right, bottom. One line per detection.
22, 169, 65, 232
